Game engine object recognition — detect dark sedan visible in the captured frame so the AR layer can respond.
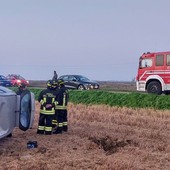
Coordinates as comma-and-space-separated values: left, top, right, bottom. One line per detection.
0, 75, 12, 87
58, 75, 100, 90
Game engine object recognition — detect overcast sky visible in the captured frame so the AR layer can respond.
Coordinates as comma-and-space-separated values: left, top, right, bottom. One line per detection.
1, 0, 170, 81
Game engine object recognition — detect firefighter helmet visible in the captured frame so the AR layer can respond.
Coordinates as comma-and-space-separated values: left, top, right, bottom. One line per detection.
47, 80, 52, 88
52, 80, 58, 89
57, 79, 64, 85
18, 83, 26, 88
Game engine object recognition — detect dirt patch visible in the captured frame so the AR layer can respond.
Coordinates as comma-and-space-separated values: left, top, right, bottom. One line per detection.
89, 136, 134, 155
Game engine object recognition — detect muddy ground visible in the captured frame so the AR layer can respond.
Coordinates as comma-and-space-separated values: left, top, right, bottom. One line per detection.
0, 102, 170, 170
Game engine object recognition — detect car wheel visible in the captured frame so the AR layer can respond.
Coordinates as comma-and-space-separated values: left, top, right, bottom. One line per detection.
147, 81, 162, 95
77, 84, 85, 90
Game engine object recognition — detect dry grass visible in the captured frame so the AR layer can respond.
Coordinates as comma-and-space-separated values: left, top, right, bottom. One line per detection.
0, 102, 170, 170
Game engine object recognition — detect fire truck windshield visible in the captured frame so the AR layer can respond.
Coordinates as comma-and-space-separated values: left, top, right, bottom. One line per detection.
139, 58, 152, 68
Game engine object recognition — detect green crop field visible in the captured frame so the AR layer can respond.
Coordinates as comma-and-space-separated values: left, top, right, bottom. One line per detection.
10, 87, 170, 110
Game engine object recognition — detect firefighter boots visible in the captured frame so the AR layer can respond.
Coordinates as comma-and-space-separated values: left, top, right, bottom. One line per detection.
63, 126, 68, 132
37, 130, 44, 134
53, 127, 62, 134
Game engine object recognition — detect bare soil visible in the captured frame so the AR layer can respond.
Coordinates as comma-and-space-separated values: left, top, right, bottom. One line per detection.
0, 102, 170, 170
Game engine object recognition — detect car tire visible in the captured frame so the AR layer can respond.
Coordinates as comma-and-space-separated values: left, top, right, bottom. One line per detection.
77, 84, 85, 90
147, 81, 162, 95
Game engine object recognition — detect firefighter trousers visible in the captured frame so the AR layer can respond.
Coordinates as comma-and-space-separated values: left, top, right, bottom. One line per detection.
37, 113, 54, 135
63, 109, 68, 131
53, 109, 64, 134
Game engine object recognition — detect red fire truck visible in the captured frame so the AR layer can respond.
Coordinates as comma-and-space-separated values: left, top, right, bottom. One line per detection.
136, 51, 170, 95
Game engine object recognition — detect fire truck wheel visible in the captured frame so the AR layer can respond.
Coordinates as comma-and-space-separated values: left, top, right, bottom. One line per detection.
147, 81, 162, 95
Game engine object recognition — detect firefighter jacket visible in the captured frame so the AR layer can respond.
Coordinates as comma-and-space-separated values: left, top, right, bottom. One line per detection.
38, 88, 58, 115
56, 86, 69, 110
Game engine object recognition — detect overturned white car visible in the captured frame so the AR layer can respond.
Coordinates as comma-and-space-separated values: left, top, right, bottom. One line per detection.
0, 86, 35, 139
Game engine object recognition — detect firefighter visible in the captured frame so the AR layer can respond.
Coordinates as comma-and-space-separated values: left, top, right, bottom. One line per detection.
51, 80, 59, 129
53, 79, 69, 134
16, 83, 28, 95
37, 80, 58, 135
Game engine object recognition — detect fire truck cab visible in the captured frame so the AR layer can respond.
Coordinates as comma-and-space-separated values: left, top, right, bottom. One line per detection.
136, 51, 170, 95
